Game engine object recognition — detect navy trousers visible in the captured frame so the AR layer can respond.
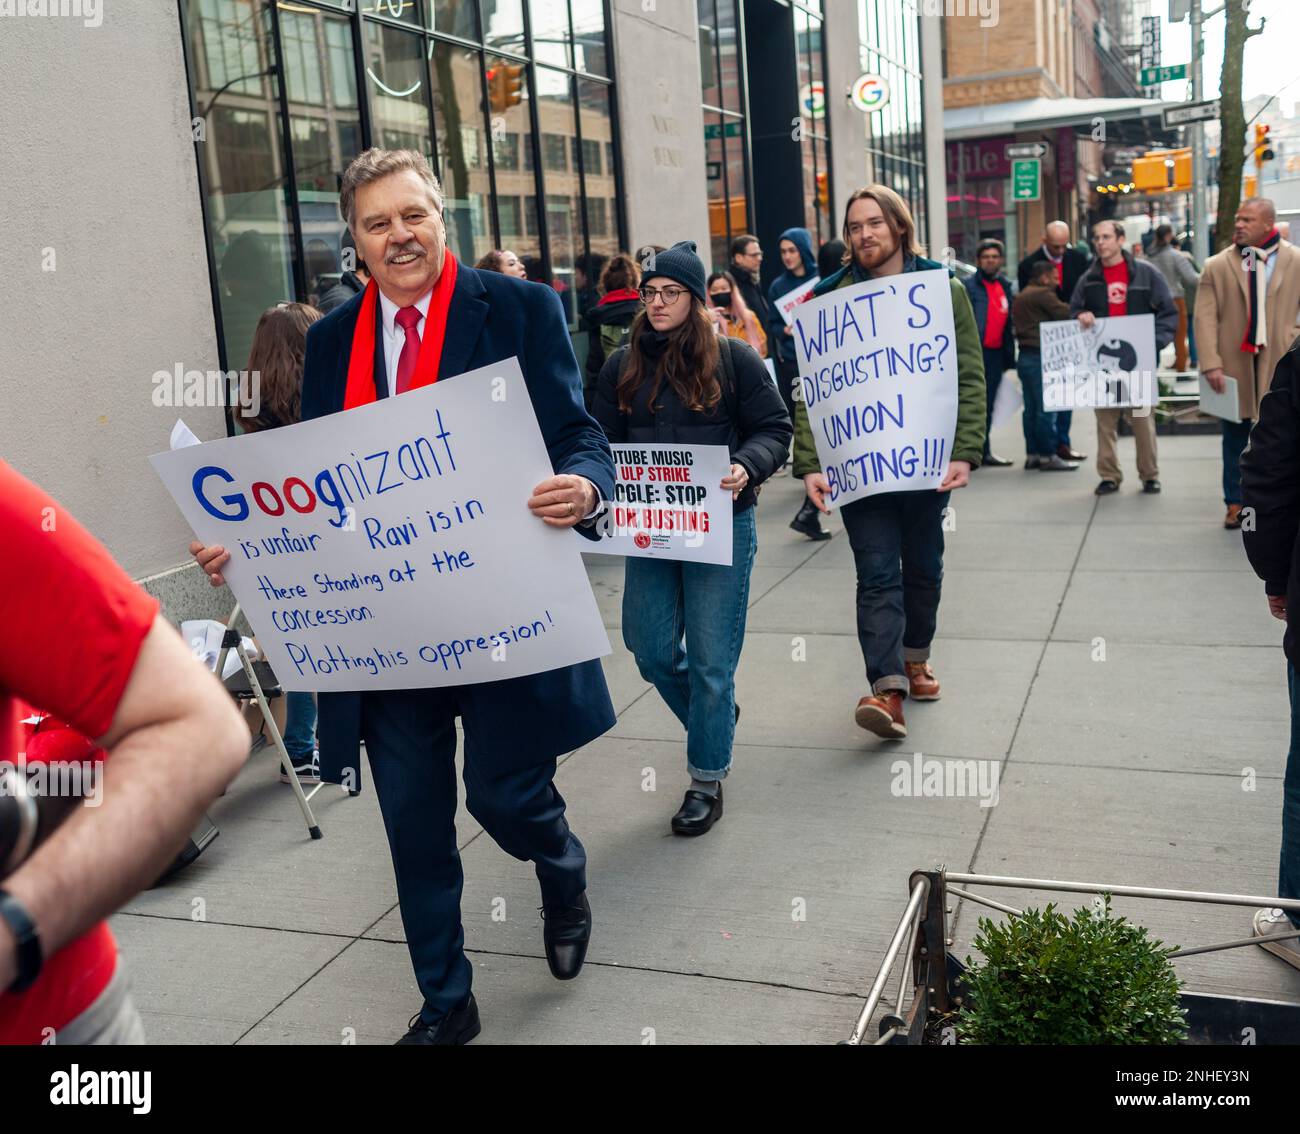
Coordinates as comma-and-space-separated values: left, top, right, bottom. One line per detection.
361, 687, 587, 1025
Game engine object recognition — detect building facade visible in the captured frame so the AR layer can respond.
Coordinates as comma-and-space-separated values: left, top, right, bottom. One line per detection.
0, 0, 935, 617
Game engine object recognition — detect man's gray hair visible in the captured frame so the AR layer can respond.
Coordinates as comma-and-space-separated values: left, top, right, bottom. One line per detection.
340, 148, 444, 230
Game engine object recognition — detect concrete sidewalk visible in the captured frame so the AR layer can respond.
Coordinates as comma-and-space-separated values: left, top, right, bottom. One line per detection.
114, 421, 1300, 1044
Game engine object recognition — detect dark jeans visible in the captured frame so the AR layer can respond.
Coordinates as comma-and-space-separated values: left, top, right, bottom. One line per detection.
981, 346, 1004, 454
1222, 418, 1253, 505
283, 691, 316, 759
362, 688, 586, 1025
1282, 662, 1300, 927
840, 489, 949, 695
1017, 349, 1057, 458
1053, 409, 1073, 449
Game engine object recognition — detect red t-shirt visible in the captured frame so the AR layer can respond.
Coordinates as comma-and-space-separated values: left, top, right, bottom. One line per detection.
0, 460, 159, 1044
1103, 260, 1130, 317
981, 278, 1009, 349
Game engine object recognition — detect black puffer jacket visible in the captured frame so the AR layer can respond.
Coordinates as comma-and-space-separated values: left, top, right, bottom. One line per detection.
593, 331, 792, 512
1241, 339, 1300, 667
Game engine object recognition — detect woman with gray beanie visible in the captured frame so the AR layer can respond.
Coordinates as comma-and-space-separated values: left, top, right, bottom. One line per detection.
592, 241, 792, 836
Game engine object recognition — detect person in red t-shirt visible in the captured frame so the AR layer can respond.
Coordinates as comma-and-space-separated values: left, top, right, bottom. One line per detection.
1068, 219, 1179, 497
0, 460, 247, 1043
962, 238, 1018, 468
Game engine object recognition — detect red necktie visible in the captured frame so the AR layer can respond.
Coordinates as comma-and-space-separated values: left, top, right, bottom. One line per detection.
394, 306, 421, 394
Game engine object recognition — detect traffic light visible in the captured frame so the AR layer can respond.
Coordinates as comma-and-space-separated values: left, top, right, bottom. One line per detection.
815, 170, 829, 211
487, 63, 524, 113
1131, 149, 1191, 193
1255, 123, 1275, 170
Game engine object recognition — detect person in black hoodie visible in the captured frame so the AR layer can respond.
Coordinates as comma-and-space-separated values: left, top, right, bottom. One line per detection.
1240, 338, 1300, 968
317, 230, 370, 314
593, 241, 791, 837
582, 253, 642, 409
767, 225, 830, 541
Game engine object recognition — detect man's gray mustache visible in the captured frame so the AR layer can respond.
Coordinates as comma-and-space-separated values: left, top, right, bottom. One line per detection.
386, 243, 426, 263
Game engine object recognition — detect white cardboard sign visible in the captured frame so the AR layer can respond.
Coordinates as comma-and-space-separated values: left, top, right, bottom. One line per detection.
793, 269, 959, 506
587, 443, 733, 565
1040, 314, 1157, 410
151, 358, 610, 692
778, 276, 820, 325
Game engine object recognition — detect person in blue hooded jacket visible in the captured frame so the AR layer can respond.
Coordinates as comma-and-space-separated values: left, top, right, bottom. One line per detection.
767, 226, 830, 541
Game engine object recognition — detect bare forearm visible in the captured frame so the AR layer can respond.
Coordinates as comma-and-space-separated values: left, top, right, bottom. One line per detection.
3, 706, 242, 971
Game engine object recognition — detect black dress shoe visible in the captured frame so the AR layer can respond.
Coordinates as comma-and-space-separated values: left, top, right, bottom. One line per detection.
1057, 444, 1087, 461
541, 892, 591, 980
1094, 479, 1119, 496
789, 499, 832, 541
982, 452, 1014, 467
1143, 479, 1162, 494
671, 784, 723, 836
396, 994, 481, 1045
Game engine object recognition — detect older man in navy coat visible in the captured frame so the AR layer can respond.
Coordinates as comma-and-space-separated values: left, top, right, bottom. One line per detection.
194, 149, 615, 1044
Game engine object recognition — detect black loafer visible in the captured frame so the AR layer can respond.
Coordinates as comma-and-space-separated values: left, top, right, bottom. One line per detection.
1143, 479, 1162, 494
396, 993, 481, 1045
671, 785, 723, 836
983, 452, 1014, 467
542, 892, 591, 980
1095, 479, 1119, 496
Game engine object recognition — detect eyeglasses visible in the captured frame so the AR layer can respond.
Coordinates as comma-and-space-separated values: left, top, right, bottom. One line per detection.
639, 286, 687, 306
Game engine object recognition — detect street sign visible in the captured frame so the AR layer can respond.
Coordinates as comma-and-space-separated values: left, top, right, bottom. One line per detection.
1161, 99, 1221, 128
849, 73, 890, 113
1005, 142, 1047, 159
1011, 158, 1041, 202
1140, 63, 1188, 86
703, 121, 743, 139
1140, 15, 1162, 101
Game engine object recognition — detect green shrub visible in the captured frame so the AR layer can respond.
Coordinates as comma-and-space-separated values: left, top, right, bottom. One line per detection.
956, 897, 1187, 1045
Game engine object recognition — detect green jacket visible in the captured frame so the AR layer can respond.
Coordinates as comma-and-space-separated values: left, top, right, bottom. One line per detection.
791, 256, 987, 477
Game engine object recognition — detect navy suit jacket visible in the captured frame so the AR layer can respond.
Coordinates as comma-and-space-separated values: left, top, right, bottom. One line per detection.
299, 264, 617, 787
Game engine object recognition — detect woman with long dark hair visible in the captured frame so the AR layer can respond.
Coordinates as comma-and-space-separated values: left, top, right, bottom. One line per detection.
593, 242, 791, 836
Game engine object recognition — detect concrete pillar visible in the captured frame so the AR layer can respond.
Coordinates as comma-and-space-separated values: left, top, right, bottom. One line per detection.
920, 9, 948, 254
609, 0, 710, 257
824, 0, 866, 219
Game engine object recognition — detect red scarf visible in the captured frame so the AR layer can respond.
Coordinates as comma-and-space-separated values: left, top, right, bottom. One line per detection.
343, 252, 459, 409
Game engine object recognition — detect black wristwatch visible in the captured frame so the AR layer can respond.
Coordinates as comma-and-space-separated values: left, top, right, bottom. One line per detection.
0, 889, 42, 993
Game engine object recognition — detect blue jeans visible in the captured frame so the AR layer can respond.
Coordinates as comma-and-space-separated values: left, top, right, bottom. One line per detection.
840, 489, 948, 695
1282, 662, 1300, 927
283, 691, 317, 759
1018, 350, 1057, 458
1053, 409, 1073, 449
621, 507, 758, 780
1222, 418, 1253, 505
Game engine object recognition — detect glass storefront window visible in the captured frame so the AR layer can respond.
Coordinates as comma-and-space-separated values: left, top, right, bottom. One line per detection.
183, 0, 620, 376
430, 39, 494, 264
570, 0, 607, 76
365, 21, 434, 158
428, 0, 480, 40
486, 52, 542, 265
529, 0, 572, 69
367, 0, 422, 28
536, 65, 580, 320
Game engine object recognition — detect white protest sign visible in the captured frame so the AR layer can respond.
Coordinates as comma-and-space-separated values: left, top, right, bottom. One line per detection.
793, 269, 958, 506
586, 443, 733, 565
778, 276, 820, 326
150, 358, 610, 692
1040, 314, 1157, 411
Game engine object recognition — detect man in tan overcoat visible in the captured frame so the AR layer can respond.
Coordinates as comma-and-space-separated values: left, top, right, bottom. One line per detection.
1196, 197, 1300, 528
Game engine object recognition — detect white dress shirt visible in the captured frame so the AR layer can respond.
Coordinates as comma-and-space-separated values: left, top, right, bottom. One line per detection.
378, 286, 434, 395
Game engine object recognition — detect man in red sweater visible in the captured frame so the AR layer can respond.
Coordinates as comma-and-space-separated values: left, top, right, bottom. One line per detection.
0, 460, 246, 1043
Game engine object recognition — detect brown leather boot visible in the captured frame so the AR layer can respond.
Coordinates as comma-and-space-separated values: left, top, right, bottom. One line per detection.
1224, 504, 1244, 530
905, 661, 941, 701
855, 692, 907, 738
